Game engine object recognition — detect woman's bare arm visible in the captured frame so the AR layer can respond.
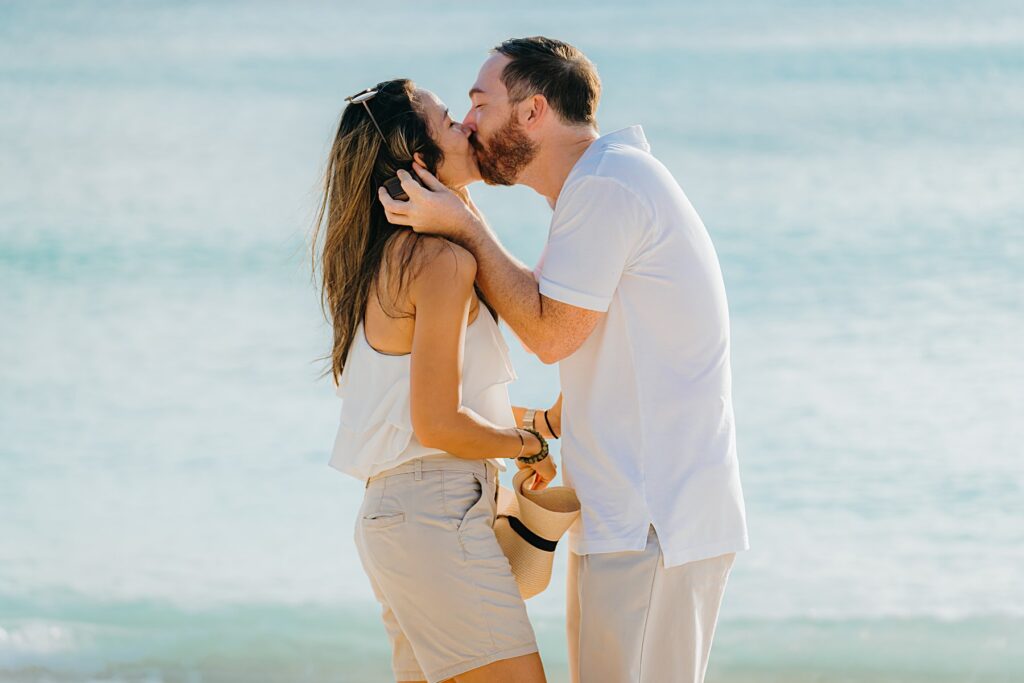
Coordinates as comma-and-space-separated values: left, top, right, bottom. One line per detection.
407, 239, 554, 485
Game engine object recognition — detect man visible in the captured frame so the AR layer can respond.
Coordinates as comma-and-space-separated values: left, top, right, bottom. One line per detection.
379, 36, 748, 683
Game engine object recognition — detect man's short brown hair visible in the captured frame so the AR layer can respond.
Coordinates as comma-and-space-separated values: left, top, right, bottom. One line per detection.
493, 36, 601, 126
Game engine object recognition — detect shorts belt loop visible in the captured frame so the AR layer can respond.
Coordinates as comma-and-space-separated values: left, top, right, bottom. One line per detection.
414, 458, 423, 481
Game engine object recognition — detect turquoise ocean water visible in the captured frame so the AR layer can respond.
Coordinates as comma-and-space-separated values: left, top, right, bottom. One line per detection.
1, 1, 1022, 681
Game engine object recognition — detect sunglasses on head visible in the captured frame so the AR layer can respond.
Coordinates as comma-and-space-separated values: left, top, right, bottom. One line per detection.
345, 86, 419, 202
345, 88, 387, 142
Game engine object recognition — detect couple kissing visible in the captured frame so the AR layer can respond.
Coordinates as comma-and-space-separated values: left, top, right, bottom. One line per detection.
314, 35, 748, 683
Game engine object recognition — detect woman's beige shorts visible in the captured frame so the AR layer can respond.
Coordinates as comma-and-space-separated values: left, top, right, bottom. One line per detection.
354, 455, 538, 683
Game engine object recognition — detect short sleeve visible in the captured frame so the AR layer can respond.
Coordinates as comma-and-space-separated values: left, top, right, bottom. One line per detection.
536, 176, 648, 312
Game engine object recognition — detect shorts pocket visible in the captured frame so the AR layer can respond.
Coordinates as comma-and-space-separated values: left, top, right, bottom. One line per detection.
361, 511, 406, 529
443, 472, 485, 534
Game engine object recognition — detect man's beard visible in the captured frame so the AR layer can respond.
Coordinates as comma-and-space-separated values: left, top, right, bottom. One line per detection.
470, 114, 538, 186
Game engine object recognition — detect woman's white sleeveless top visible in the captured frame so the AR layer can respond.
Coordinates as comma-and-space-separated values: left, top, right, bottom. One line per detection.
329, 308, 517, 481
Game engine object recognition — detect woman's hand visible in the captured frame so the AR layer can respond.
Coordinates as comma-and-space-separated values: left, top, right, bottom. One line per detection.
517, 430, 556, 490
528, 455, 557, 491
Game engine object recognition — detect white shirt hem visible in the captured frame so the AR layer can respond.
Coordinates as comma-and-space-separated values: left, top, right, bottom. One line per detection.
569, 535, 650, 557
660, 535, 750, 569
569, 532, 749, 568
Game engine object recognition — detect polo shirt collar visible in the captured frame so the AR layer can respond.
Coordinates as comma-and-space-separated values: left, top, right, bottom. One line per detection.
597, 125, 650, 153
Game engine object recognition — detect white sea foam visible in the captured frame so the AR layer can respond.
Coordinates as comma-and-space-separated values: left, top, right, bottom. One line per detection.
0, 622, 80, 664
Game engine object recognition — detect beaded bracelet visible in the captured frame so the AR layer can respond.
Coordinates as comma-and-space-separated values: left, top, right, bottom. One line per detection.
516, 428, 549, 464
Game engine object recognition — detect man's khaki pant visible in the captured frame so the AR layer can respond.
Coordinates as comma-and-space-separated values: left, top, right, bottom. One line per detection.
567, 526, 735, 683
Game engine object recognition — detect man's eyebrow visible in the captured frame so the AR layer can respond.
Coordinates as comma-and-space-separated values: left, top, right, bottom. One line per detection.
469, 87, 485, 98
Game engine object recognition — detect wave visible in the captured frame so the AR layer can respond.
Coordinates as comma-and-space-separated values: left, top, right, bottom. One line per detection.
2, 595, 1021, 682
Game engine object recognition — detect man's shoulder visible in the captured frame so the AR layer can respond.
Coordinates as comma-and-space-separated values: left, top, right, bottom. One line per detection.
556, 172, 649, 225
574, 134, 654, 176
572, 138, 668, 193
558, 150, 665, 223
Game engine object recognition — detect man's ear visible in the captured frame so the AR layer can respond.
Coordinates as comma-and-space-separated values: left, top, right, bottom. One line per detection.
523, 94, 547, 130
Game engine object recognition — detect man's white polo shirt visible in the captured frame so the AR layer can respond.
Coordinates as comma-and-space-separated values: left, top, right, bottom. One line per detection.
535, 126, 748, 567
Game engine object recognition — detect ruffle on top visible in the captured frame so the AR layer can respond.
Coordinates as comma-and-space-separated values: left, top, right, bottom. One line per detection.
328, 309, 517, 481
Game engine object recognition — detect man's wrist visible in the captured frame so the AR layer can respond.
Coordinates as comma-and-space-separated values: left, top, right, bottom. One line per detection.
543, 408, 560, 439
461, 218, 491, 254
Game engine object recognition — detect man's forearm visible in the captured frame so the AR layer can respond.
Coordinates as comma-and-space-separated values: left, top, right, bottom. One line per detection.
460, 217, 551, 352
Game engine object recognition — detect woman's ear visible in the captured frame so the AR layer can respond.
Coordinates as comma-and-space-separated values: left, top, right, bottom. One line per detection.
413, 152, 426, 168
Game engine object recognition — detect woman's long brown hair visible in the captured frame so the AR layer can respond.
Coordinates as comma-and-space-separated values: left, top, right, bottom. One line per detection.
312, 79, 492, 383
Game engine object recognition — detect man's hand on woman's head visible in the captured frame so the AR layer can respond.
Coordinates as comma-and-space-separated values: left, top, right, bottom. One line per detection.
377, 163, 482, 240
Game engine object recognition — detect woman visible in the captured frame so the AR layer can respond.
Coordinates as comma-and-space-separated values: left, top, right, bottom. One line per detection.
312, 79, 562, 683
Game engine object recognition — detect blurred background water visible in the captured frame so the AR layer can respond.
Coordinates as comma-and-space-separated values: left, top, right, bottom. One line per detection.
1, 1, 1022, 681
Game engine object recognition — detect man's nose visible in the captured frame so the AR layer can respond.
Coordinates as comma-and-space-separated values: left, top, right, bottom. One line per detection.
461, 111, 477, 132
